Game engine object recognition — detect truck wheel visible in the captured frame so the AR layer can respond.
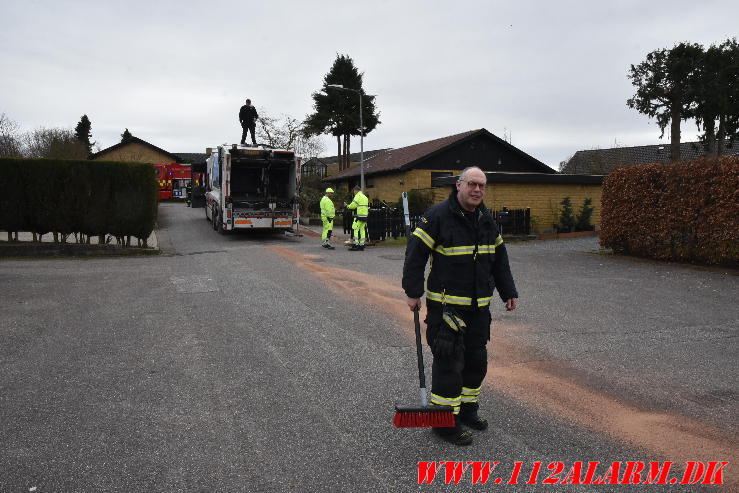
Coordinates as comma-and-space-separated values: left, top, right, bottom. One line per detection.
217, 215, 225, 234
212, 207, 219, 231
205, 204, 211, 222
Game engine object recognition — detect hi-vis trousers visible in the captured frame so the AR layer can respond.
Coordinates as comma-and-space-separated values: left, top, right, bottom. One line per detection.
321, 216, 334, 244
425, 302, 491, 414
351, 217, 367, 246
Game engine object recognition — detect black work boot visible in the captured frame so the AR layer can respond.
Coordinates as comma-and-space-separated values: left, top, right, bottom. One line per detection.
432, 414, 473, 446
459, 402, 488, 431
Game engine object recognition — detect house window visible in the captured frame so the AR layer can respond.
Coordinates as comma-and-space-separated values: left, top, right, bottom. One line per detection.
431, 171, 452, 187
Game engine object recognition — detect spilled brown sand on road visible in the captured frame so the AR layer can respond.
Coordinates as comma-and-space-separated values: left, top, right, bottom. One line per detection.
269, 246, 737, 482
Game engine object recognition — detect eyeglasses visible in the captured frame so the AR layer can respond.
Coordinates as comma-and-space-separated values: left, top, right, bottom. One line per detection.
463, 180, 486, 190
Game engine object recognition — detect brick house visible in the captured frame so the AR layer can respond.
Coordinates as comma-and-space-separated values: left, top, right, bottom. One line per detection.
324, 128, 555, 202
324, 129, 604, 234
90, 137, 183, 163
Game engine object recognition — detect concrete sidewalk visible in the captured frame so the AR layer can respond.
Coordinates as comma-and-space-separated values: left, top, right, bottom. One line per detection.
298, 222, 352, 245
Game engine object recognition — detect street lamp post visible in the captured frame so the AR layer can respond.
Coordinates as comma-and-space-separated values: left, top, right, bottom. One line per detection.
326, 84, 368, 192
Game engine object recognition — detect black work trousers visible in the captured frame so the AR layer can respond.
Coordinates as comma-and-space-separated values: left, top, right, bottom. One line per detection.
241, 123, 256, 145
425, 302, 491, 406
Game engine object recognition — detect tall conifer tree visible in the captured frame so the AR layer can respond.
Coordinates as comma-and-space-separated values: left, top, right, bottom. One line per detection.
627, 43, 703, 162
304, 54, 380, 170
693, 38, 739, 155
74, 114, 94, 154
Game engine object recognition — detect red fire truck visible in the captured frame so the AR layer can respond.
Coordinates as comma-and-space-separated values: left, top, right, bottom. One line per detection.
153, 162, 193, 200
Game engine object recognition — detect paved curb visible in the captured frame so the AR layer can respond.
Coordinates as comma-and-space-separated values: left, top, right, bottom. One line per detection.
0, 232, 160, 258
535, 230, 599, 241
299, 224, 351, 245
0, 242, 160, 258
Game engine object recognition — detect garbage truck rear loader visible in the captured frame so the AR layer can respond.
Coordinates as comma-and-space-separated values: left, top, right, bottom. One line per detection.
205, 144, 301, 233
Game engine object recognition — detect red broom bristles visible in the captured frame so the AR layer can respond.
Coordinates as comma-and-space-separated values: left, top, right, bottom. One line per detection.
393, 410, 455, 428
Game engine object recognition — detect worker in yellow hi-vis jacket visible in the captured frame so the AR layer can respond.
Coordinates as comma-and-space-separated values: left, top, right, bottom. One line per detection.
346, 185, 369, 251
320, 188, 336, 250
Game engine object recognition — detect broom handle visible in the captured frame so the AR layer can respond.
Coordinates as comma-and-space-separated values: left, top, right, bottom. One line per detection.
414, 307, 429, 406
403, 192, 429, 406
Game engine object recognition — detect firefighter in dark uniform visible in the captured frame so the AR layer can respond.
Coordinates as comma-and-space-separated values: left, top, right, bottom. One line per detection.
239, 98, 259, 146
402, 166, 519, 446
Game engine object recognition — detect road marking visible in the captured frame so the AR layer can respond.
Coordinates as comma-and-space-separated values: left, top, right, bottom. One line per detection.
170, 275, 219, 293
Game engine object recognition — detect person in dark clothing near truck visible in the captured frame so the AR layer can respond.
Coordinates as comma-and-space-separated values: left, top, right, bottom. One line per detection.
402, 166, 519, 446
239, 99, 259, 146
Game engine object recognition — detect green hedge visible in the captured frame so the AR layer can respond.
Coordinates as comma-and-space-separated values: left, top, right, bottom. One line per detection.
0, 158, 158, 244
600, 156, 738, 266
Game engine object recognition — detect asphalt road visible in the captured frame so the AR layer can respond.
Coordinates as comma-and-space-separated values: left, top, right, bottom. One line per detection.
1, 202, 736, 492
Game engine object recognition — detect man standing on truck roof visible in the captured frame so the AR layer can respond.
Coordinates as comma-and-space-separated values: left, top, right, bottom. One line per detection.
320, 188, 336, 250
239, 99, 258, 146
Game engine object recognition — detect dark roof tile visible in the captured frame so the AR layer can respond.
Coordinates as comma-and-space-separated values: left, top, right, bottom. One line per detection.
329, 130, 479, 180
563, 141, 739, 174
90, 136, 181, 162
327, 128, 552, 181
175, 152, 209, 163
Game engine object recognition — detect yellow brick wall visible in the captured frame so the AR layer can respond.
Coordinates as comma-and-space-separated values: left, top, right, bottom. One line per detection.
336, 168, 602, 233
92, 142, 173, 163
435, 182, 601, 233
483, 183, 602, 233
365, 169, 458, 203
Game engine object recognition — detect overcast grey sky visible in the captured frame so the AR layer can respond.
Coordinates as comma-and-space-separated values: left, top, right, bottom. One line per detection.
2, 0, 737, 168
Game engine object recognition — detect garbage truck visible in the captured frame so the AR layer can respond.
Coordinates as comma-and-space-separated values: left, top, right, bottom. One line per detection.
204, 144, 301, 234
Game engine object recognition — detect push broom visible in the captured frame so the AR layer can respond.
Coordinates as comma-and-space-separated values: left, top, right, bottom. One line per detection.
393, 307, 455, 427
393, 192, 455, 428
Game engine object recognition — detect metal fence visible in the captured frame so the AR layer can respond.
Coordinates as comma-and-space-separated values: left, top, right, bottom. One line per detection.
491, 208, 531, 236
342, 205, 419, 241
343, 203, 531, 241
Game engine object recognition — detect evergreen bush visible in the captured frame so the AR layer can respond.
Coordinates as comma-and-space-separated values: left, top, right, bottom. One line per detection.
558, 197, 576, 232
0, 158, 157, 245
298, 174, 325, 215
575, 198, 595, 231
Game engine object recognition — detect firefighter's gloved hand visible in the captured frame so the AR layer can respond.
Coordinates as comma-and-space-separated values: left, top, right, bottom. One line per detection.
431, 309, 466, 358
431, 328, 458, 358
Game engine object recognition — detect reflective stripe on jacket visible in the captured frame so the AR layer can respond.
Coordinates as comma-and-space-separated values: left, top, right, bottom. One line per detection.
402, 191, 518, 308
320, 195, 335, 218
347, 191, 369, 218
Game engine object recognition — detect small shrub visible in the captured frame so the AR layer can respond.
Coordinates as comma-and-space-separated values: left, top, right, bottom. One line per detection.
558, 197, 575, 232
575, 198, 595, 231
298, 174, 325, 215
